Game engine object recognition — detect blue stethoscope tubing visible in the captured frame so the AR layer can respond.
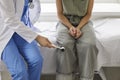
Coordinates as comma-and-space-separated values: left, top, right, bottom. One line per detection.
29, 0, 34, 9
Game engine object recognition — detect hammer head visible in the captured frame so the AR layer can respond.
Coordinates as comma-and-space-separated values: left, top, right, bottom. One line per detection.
59, 47, 65, 52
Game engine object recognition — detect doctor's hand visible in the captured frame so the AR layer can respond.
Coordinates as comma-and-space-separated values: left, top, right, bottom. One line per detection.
35, 35, 55, 48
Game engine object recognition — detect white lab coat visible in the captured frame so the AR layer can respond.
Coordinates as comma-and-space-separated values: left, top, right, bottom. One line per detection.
0, 0, 38, 57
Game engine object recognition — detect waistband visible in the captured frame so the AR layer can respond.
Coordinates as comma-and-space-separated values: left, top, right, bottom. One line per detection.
64, 14, 84, 27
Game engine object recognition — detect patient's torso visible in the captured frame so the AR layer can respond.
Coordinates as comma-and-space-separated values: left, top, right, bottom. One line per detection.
62, 0, 89, 26
62, 0, 89, 17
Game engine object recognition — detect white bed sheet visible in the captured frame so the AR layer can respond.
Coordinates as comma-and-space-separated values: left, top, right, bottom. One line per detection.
34, 18, 120, 73
34, 22, 57, 74
93, 18, 120, 70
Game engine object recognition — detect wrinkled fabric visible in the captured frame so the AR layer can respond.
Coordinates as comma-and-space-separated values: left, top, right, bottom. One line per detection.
1, 0, 43, 80
56, 21, 98, 80
0, 0, 38, 57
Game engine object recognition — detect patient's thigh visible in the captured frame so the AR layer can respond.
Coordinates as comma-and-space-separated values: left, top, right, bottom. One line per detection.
77, 21, 96, 44
56, 22, 75, 44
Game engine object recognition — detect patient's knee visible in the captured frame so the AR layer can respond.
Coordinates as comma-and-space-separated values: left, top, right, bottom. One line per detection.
77, 41, 96, 48
60, 40, 74, 48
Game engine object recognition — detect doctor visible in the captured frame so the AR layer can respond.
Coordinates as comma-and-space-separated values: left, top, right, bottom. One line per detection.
0, 0, 54, 80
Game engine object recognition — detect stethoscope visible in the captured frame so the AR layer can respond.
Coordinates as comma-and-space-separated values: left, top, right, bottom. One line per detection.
28, 0, 34, 9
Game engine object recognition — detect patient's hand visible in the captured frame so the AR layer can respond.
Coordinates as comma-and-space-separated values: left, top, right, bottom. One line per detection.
69, 27, 82, 39
74, 28, 82, 39
69, 26, 77, 37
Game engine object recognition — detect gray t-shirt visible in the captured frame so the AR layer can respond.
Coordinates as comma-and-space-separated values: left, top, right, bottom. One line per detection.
62, 0, 89, 25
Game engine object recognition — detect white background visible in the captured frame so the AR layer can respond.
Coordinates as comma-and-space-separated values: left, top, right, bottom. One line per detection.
37, 0, 120, 22
40, 0, 120, 3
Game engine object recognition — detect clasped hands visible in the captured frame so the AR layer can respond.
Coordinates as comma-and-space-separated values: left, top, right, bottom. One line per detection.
69, 26, 82, 39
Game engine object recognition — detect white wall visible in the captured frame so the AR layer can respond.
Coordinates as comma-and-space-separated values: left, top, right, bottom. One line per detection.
38, 0, 120, 22
40, 0, 55, 3
95, 0, 120, 3
40, 0, 120, 3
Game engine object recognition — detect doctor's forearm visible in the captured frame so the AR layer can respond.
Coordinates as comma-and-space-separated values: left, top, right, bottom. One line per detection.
35, 35, 55, 48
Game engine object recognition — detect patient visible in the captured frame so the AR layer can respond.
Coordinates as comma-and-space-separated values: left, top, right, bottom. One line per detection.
55, 0, 98, 80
